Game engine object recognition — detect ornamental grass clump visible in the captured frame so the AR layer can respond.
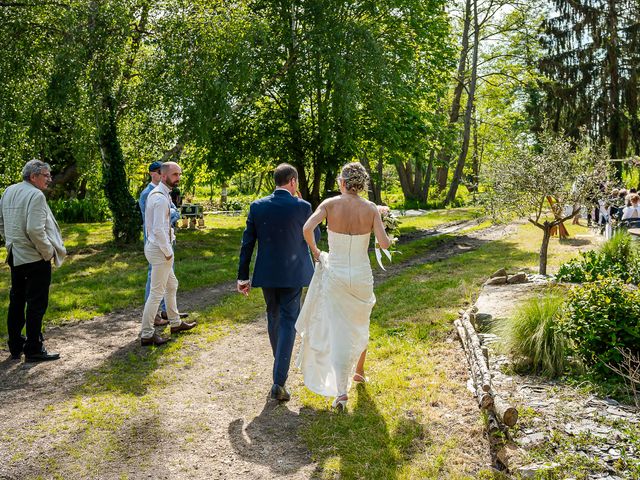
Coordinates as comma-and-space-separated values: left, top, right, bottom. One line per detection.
495, 290, 569, 378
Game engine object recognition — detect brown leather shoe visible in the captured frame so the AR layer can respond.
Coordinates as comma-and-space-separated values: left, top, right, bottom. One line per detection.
141, 333, 171, 346
161, 311, 189, 320
154, 313, 169, 327
170, 321, 197, 334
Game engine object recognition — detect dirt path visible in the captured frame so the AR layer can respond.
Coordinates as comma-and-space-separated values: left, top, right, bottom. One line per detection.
0, 221, 512, 480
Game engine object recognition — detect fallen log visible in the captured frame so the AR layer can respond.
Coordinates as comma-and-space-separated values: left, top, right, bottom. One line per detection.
454, 319, 493, 410
454, 307, 519, 430
459, 312, 492, 391
494, 394, 518, 427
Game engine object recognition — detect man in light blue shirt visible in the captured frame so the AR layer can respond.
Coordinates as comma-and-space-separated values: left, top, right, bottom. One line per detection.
139, 161, 185, 325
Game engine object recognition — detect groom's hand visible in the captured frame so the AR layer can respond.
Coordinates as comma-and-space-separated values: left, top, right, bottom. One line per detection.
237, 280, 251, 296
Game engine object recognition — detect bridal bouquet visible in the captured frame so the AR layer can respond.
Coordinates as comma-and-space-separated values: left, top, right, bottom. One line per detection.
375, 206, 399, 270
377, 206, 399, 242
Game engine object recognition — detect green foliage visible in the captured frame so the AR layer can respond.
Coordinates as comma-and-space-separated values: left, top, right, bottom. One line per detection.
495, 290, 568, 377
218, 199, 247, 212
556, 231, 640, 284
561, 278, 640, 377
483, 128, 611, 274
48, 197, 111, 223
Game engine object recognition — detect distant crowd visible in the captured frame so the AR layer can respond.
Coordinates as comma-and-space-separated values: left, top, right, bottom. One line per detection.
589, 186, 640, 236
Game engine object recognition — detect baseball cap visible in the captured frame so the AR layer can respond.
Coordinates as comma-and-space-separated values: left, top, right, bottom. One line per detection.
148, 161, 163, 172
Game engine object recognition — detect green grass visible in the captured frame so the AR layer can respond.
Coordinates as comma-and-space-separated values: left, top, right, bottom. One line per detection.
0, 215, 247, 337
0, 210, 602, 478
298, 222, 594, 479
395, 207, 482, 234
0, 209, 481, 339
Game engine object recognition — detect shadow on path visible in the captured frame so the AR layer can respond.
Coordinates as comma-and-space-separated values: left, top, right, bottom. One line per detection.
307, 384, 428, 479
228, 399, 313, 476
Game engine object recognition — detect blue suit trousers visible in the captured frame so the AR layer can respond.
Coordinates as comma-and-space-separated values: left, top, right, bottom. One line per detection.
262, 287, 302, 387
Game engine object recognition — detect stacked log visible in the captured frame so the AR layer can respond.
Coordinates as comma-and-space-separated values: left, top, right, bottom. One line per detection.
455, 308, 518, 429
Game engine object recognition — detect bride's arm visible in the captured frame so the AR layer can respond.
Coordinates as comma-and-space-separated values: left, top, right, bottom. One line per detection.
303, 202, 328, 261
372, 205, 392, 249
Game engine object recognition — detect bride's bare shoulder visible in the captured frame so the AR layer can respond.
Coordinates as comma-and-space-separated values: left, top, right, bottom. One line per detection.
319, 196, 340, 209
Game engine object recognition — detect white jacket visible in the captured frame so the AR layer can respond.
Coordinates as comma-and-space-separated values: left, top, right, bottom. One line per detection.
0, 181, 66, 267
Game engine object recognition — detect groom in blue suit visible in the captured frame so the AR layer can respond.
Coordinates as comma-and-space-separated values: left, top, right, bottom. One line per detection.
237, 163, 319, 401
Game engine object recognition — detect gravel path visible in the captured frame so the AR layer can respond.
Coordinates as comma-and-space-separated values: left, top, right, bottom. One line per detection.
0, 221, 511, 480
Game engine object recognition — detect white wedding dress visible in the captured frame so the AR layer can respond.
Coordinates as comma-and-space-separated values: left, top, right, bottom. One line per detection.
295, 230, 376, 397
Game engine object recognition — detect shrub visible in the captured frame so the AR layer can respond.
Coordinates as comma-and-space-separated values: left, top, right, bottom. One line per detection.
49, 197, 111, 223
556, 231, 640, 284
561, 278, 640, 377
219, 199, 246, 211
495, 290, 568, 377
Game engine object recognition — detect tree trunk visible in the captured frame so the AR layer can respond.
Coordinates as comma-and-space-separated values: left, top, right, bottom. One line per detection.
437, 0, 472, 193
436, 166, 448, 192
446, 0, 479, 205
88, 1, 140, 244
421, 151, 434, 201
468, 109, 481, 193
361, 151, 382, 204
220, 182, 228, 204
95, 94, 140, 244
607, 0, 625, 173
539, 223, 552, 275
285, 3, 308, 200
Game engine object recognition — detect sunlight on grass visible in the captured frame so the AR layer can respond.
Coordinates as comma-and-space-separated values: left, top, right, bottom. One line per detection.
0, 215, 600, 478
397, 207, 482, 233
0, 209, 485, 339
299, 221, 597, 479
2, 291, 265, 479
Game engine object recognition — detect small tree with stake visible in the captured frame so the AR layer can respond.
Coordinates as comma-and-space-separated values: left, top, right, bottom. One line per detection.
484, 131, 611, 275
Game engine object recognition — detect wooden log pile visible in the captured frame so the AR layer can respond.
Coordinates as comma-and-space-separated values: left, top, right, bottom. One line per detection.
454, 307, 518, 429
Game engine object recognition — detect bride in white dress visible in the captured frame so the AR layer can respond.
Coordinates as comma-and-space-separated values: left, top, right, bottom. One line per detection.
295, 162, 392, 410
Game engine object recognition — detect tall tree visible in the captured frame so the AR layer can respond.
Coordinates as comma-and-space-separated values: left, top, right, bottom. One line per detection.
539, 0, 640, 168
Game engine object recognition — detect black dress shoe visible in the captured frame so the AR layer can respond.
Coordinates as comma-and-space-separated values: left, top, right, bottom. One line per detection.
24, 349, 60, 362
161, 311, 189, 320
270, 384, 291, 401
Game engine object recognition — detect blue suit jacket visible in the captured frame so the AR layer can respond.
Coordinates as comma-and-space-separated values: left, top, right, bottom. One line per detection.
237, 190, 320, 288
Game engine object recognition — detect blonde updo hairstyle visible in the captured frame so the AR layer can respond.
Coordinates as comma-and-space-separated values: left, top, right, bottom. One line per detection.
340, 162, 369, 194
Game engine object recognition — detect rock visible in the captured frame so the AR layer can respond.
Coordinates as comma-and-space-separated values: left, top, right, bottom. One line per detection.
485, 276, 507, 286
518, 432, 546, 447
517, 463, 559, 478
507, 272, 528, 284
475, 313, 493, 324
491, 268, 508, 278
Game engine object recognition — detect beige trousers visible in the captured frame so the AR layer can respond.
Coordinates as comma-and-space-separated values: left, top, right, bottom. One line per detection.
141, 243, 180, 339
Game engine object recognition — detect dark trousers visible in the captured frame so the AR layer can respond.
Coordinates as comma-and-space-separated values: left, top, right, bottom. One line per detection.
262, 287, 302, 387
7, 252, 51, 355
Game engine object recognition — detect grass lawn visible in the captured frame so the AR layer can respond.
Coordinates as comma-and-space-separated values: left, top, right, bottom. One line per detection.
298, 222, 594, 479
0, 210, 598, 478
0, 208, 484, 338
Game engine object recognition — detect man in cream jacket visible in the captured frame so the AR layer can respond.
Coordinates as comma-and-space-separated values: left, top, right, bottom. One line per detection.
0, 160, 66, 362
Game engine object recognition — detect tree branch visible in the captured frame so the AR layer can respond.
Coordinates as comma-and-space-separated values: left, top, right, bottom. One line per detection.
0, 1, 69, 7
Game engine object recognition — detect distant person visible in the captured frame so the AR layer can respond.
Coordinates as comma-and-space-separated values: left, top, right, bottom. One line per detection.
139, 161, 184, 326
0, 160, 66, 361
622, 194, 640, 220
236, 163, 320, 402
626, 188, 637, 207
170, 186, 182, 209
140, 162, 196, 346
